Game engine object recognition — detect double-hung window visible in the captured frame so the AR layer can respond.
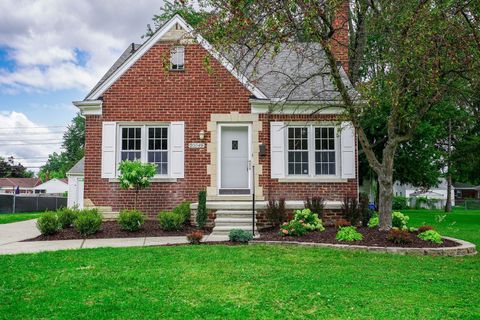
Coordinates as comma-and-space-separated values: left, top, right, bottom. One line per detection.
119, 125, 169, 176
286, 125, 337, 177
170, 46, 184, 70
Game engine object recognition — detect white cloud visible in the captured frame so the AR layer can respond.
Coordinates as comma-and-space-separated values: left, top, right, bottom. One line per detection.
0, 0, 165, 93
0, 111, 63, 171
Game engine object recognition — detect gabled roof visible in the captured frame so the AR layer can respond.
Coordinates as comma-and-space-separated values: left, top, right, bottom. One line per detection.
67, 157, 84, 176
0, 178, 42, 189
33, 178, 68, 189
85, 14, 268, 101
84, 14, 358, 104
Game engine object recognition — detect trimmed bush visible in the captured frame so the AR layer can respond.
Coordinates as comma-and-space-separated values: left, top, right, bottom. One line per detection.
158, 211, 184, 231
73, 209, 103, 236
57, 207, 78, 228
36, 212, 60, 235
280, 220, 308, 237
196, 190, 207, 229
173, 201, 191, 224
418, 230, 443, 244
304, 196, 324, 219
266, 197, 287, 227
229, 229, 253, 242
392, 196, 409, 210
118, 209, 144, 232
392, 211, 409, 229
336, 226, 363, 242
387, 228, 413, 244
187, 230, 204, 244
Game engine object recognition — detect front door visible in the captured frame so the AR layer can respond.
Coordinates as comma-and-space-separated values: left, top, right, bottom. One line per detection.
220, 125, 250, 194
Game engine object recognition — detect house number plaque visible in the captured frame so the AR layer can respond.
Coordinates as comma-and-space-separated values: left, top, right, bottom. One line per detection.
188, 142, 205, 149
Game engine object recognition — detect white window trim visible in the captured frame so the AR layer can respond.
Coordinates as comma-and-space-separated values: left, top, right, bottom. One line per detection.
170, 46, 185, 70
284, 125, 340, 179
116, 123, 171, 178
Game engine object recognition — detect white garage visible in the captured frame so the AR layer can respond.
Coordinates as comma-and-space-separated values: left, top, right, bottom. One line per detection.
67, 158, 84, 209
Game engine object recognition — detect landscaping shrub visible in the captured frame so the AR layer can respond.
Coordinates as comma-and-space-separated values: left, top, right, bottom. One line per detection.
414, 196, 428, 209
293, 208, 324, 231
392, 196, 409, 210
36, 212, 60, 235
266, 197, 287, 227
392, 211, 409, 229
418, 225, 435, 233
280, 220, 308, 237
57, 207, 78, 228
187, 230, 204, 244
229, 229, 253, 242
158, 211, 184, 231
336, 226, 363, 242
118, 209, 144, 232
173, 201, 191, 224
359, 193, 372, 227
342, 196, 360, 226
304, 196, 324, 219
418, 230, 443, 244
368, 214, 379, 228
196, 190, 207, 229
335, 218, 351, 228
73, 209, 103, 236
387, 228, 413, 244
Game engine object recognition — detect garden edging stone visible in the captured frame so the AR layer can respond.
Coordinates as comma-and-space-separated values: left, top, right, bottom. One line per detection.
249, 236, 477, 256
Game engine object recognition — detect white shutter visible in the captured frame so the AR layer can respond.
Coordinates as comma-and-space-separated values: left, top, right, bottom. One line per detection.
340, 122, 356, 179
170, 121, 185, 178
101, 122, 117, 178
270, 122, 286, 178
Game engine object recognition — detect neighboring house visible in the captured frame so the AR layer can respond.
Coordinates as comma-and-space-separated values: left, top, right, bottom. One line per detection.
73, 11, 358, 232
33, 178, 68, 195
0, 178, 42, 194
454, 182, 480, 203
393, 179, 455, 209
67, 158, 84, 209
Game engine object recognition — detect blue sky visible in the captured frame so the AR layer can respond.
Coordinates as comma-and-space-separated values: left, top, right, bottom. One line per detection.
0, 0, 165, 171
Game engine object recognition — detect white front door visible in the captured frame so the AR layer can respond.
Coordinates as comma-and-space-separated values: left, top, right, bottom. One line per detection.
219, 125, 250, 194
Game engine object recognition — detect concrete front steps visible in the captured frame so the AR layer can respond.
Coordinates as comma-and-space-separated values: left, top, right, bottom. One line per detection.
211, 210, 257, 237
84, 200, 119, 220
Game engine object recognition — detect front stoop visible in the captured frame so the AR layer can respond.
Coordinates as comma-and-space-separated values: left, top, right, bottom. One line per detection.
84, 200, 119, 220
211, 210, 258, 237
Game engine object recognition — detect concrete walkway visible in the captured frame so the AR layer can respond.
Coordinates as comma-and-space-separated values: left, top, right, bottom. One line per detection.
0, 219, 228, 255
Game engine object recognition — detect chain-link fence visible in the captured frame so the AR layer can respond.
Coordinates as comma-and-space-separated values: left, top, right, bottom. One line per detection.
460, 199, 480, 210
0, 194, 67, 214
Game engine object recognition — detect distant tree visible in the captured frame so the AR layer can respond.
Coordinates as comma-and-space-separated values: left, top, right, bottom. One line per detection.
0, 156, 33, 178
39, 113, 85, 180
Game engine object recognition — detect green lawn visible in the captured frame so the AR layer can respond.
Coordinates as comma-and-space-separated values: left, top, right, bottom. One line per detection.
0, 210, 478, 319
0, 212, 44, 224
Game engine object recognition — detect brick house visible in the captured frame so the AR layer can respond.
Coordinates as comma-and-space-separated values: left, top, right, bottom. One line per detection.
73, 12, 358, 234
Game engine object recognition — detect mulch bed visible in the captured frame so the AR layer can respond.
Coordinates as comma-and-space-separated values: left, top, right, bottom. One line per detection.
25, 220, 210, 241
258, 227, 459, 248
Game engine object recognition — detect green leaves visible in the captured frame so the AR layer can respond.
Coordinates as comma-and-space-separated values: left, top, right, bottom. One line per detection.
118, 160, 157, 191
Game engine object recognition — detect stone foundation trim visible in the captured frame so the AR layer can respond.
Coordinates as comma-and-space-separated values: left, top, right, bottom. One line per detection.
250, 236, 477, 257
190, 200, 342, 210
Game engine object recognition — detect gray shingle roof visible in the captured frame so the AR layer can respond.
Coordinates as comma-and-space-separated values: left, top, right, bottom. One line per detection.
67, 157, 84, 175
85, 44, 142, 99
86, 41, 357, 102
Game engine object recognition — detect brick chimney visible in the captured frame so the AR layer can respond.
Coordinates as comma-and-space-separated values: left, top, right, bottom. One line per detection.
331, 1, 349, 74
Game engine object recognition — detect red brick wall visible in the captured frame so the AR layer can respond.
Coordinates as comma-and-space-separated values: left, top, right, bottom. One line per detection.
84, 42, 357, 216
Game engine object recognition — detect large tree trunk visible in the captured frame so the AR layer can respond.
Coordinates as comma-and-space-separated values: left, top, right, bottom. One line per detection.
378, 174, 393, 230
445, 119, 452, 213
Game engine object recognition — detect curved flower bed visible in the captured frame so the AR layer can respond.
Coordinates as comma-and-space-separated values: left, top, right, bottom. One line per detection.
254, 227, 476, 256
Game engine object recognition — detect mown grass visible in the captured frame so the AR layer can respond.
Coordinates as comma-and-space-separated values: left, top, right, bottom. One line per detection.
0, 209, 478, 319
0, 212, 44, 224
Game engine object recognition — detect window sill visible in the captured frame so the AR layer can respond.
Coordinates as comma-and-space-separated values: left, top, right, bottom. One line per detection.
278, 177, 349, 183
108, 178, 178, 183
